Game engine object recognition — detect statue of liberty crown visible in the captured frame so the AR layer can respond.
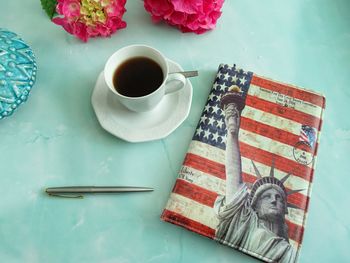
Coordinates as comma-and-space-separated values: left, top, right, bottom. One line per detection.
248, 159, 304, 211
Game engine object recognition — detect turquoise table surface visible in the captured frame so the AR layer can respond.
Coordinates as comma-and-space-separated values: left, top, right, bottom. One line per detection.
0, 1, 349, 262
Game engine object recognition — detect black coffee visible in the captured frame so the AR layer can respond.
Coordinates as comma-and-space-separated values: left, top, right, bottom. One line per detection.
113, 56, 164, 97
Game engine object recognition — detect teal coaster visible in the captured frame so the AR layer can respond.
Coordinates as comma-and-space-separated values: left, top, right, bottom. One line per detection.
0, 28, 37, 119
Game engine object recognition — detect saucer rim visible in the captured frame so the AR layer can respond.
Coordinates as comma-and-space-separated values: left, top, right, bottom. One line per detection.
91, 59, 193, 142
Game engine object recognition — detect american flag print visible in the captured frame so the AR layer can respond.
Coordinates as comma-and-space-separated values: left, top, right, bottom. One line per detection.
299, 125, 317, 148
161, 64, 325, 262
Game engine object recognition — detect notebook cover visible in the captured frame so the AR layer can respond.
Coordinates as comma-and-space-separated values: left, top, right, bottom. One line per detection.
161, 64, 325, 263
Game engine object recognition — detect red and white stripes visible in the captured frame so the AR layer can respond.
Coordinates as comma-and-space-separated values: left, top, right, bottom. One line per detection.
162, 74, 325, 251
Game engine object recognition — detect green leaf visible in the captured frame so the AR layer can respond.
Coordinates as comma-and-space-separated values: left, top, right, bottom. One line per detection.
40, 0, 57, 19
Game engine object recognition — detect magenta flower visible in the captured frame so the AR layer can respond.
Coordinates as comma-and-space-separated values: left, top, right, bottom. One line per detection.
144, 0, 224, 34
52, 0, 127, 42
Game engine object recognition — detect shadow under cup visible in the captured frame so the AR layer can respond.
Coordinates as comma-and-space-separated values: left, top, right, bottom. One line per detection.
104, 45, 170, 112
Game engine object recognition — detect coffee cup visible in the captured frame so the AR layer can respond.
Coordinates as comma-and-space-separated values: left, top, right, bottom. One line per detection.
104, 44, 186, 112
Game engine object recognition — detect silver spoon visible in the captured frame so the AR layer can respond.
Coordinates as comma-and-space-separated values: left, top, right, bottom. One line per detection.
173, 71, 198, 78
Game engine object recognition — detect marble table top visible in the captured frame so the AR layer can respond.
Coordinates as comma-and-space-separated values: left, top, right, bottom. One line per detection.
0, 0, 349, 262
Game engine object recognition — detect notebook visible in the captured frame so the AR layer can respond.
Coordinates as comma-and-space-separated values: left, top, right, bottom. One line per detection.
161, 64, 325, 263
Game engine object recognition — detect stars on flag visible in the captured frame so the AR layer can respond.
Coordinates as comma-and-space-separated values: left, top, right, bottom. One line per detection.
213, 83, 221, 90
212, 104, 220, 114
219, 84, 226, 91
208, 93, 216, 101
240, 76, 247, 85
231, 75, 238, 83
216, 119, 224, 129
196, 126, 203, 136
193, 64, 253, 149
208, 116, 215, 126
203, 130, 211, 139
204, 104, 211, 113
212, 132, 220, 142
200, 115, 207, 124
223, 72, 230, 81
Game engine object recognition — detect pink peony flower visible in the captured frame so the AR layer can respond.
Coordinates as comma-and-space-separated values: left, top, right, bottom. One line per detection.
143, 0, 224, 34
52, 0, 127, 42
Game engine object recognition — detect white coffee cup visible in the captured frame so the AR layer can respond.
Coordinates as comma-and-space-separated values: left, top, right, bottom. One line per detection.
104, 44, 186, 112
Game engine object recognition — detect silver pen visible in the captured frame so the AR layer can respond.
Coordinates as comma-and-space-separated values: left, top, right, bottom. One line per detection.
45, 186, 154, 198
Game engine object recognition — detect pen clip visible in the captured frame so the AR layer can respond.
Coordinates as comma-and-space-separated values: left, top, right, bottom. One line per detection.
47, 193, 84, 199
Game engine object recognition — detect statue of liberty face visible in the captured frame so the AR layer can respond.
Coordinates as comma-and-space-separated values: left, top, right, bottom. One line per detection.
255, 188, 286, 222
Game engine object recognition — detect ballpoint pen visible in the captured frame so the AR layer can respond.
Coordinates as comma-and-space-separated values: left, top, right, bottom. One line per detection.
45, 186, 154, 198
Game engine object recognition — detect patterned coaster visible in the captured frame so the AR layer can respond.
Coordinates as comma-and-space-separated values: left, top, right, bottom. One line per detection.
0, 28, 37, 119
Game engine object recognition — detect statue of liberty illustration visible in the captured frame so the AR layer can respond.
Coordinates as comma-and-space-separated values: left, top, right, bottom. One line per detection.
214, 85, 304, 263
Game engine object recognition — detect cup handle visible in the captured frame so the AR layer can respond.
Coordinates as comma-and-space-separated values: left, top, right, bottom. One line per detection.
164, 73, 186, 94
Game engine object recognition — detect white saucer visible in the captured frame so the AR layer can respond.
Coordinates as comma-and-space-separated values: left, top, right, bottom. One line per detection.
91, 59, 193, 142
